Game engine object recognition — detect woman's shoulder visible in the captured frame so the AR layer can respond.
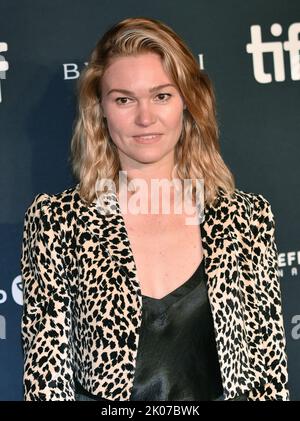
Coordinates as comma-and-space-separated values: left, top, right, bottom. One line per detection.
230, 188, 276, 232
29, 184, 79, 205
24, 184, 79, 222
213, 187, 275, 227
229, 187, 273, 214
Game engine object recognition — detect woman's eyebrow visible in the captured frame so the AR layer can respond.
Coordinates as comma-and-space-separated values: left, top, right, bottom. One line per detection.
105, 83, 176, 96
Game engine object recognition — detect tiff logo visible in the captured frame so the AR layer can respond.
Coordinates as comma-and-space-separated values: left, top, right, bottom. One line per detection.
246, 23, 300, 83
0, 42, 9, 103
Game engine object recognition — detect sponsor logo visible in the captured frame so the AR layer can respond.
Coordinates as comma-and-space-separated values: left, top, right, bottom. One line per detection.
246, 23, 300, 83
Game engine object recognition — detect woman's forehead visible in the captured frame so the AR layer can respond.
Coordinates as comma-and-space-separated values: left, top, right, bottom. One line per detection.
101, 54, 176, 93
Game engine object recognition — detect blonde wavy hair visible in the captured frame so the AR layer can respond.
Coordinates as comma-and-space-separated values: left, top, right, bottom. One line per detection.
70, 16, 235, 207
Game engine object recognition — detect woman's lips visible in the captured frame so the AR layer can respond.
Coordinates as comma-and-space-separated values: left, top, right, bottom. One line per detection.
133, 134, 162, 144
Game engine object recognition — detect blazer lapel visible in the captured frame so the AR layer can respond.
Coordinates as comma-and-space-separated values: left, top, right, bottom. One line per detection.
74, 187, 141, 296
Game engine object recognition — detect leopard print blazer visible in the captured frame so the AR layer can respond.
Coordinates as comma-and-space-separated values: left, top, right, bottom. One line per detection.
20, 184, 289, 400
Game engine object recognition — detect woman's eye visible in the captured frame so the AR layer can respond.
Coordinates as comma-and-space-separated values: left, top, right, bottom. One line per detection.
156, 93, 171, 101
115, 97, 131, 105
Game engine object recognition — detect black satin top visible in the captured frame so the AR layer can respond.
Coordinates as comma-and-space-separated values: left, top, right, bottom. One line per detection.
75, 257, 236, 401
129, 257, 224, 401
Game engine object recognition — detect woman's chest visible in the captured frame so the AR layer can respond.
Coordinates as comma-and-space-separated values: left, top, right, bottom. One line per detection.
122, 212, 203, 299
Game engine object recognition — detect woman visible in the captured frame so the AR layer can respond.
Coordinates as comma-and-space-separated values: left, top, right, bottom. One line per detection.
21, 17, 289, 401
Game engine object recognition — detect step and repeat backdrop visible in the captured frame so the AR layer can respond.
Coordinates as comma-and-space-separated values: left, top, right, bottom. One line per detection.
0, 0, 299, 400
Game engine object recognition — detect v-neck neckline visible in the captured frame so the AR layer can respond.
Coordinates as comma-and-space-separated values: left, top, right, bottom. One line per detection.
142, 257, 204, 302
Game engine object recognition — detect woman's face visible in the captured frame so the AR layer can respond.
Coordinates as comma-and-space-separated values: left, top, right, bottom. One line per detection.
100, 52, 185, 170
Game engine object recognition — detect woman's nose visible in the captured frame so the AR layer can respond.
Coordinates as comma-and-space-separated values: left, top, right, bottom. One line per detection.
134, 101, 157, 126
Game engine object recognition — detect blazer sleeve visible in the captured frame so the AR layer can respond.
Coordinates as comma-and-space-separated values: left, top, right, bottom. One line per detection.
20, 193, 75, 401
248, 194, 289, 401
